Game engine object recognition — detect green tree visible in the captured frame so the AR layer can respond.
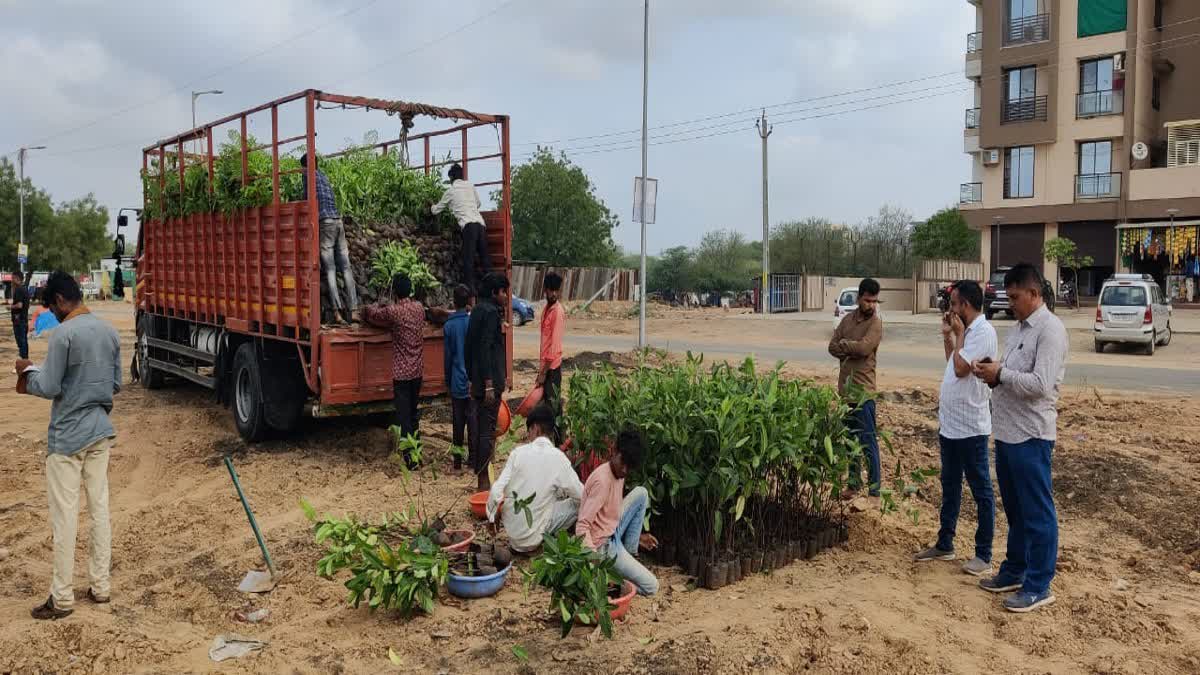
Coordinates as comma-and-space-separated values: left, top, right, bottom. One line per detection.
909, 207, 980, 260
647, 245, 693, 292
0, 158, 56, 272
503, 147, 619, 266
691, 230, 758, 292
36, 195, 111, 274
1043, 237, 1093, 307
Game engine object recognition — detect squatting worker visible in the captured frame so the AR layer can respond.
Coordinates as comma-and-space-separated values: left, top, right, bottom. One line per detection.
17, 272, 121, 620
465, 272, 509, 491
828, 278, 884, 496
486, 403, 582, 552
301, 153, 358, 325
364, 273, 426, 468
972, 263, 1068, 614
576, 428, 659, 596
10, 270, 30, 359
914, 280, 997, 577
431, 163, 490, 294
537, 271, 566, 417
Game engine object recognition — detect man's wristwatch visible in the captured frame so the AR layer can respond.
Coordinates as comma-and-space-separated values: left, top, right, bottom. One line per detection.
995, 367, 1003, 385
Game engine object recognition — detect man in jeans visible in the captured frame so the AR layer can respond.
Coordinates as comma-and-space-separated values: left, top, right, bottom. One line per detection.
576, 429, 659, 596
973, 263, 1068, 613
10, 270, 30, 359
465, 272, 509, 490
17, 272, 121, 620
431, 163, 489, 294
914, 280, 997, 576
364, 273, 426, 467
301, 153, 358, 324
828, 278, 884, 496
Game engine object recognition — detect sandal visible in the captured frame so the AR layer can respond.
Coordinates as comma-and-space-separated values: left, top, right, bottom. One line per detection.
31, 596, 73, 620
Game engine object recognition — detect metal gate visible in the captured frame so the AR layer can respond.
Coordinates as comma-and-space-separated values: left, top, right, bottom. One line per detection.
769, 274, 800, 313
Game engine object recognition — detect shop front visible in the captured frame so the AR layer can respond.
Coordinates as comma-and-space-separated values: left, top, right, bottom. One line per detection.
1117, 220, 1200, 304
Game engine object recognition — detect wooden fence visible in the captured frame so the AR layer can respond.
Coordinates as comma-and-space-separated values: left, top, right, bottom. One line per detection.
511, 265, 639, 302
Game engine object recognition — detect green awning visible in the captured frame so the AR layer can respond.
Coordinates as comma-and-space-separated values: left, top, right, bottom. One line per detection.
1079, 0, 1127, 37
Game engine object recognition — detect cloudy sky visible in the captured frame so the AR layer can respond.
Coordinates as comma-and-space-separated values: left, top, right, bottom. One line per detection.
1, 0, 975, 255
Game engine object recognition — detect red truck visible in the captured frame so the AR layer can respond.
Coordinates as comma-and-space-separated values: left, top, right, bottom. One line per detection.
129, 90, 513, 440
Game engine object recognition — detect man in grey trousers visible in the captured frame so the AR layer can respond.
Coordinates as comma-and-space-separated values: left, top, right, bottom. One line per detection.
301, 153, 358, 324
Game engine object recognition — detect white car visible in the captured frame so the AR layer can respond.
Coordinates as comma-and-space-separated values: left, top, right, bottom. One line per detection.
1094, 274, 1172, 355
832, 288, 884, 326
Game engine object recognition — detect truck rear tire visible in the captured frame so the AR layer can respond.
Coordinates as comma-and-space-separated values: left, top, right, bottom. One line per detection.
233, 343, 269, 442
137, 315, 165, 390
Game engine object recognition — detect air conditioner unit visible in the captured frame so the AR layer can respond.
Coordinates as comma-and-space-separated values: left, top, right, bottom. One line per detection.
1114, 53, 1125, 72
982, 148, 1001, 165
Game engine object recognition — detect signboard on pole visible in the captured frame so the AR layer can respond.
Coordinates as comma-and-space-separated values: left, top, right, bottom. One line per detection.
632, 177, 658, 224
17, 243, 28, 264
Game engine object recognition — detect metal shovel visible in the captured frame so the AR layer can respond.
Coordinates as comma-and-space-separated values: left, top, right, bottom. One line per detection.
223, 456, 278, 593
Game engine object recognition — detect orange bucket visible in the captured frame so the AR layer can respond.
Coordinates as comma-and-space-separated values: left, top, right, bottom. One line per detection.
515, 386, 544, 417
494, 399, 512, 439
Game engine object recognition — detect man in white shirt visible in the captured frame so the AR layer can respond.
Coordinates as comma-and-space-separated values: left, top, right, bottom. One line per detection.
914, 279, 997, 577
486, 403, 583, 553
431, 163, 490, 294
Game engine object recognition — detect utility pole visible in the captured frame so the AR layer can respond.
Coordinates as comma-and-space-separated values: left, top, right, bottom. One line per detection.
637, 0, 650, 349
756, 110, 772, 314
17, 145, 47, 275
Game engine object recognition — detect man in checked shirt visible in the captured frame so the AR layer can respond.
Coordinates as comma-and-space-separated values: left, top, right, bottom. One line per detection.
365, 273, 426, 468
972, 263, 1068, 614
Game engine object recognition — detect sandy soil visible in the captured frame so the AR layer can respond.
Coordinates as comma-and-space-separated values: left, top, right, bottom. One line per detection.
1, 302, 1199, 674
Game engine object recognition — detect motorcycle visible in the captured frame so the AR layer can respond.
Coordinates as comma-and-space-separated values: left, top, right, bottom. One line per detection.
936, 284, 953, 313
1058, 279, 1077, 308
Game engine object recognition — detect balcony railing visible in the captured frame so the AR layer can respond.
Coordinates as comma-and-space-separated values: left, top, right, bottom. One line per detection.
965, 107, 981, 129
960, 182, 983, 204
1002, 95, 1049, 123
967, 32, 983, 54
1076, 89, 1124, 118
1076, 172, 1122, 200
1004, 14, 1051, 46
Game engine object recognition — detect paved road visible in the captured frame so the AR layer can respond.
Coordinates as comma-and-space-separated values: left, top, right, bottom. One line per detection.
517, 328, 1200, 395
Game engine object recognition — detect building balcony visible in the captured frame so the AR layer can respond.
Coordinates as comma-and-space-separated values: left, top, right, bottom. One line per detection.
1076, 90, 1124, 118
1128, 165, 1200, 201
965, 33, 983, 79
960, 182, 983, 205
1076, 172, 1122, 200
965, 107, 980, 130
967, 32, 982, 55
1002, 96, 1049, 124
1004, 14, 1051, 46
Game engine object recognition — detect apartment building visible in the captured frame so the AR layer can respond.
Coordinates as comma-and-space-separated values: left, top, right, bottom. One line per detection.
960, 0, 1200, 303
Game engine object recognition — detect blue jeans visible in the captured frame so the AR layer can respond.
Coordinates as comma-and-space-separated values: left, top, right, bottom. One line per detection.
601, 487, 658, 596
13, 318, 29, 359
936, 435, 994, 562
995, 439, 1058, 595
847, 400, 881, 495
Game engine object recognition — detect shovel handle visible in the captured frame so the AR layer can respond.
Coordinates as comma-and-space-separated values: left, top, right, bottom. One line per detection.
224, 455, 277, 578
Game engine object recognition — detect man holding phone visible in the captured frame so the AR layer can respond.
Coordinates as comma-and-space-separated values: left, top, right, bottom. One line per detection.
914, 280, 997, 577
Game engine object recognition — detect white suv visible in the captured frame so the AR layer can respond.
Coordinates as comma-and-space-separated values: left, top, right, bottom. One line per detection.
1094, 274, 1172, 355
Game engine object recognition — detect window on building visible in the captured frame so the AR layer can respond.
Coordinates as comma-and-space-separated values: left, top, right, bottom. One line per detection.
1079, 57, 1117, 116
1079, 0, 1128, 38
1009, 0, 1039, 20
1004, 146, 1035, 199
1003, 66, 1041, 122
1152, 76, 1161, 111
1154, 0, 1164, 30
1167, 123, 1200, 167
1078, 141, 1114, 197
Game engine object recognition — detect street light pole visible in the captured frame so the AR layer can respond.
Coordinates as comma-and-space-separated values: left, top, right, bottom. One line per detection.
191, 90, 224, 153
17, 145, 47, 275
637, 0, 650, 350
756, 110, 772, 314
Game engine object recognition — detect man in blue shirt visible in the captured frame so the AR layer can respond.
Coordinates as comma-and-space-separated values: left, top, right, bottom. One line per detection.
442, 284, 473, 471
301, 153, 358, 324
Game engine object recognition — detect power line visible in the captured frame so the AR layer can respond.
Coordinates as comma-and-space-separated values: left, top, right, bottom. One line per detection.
25, 0, 384, 148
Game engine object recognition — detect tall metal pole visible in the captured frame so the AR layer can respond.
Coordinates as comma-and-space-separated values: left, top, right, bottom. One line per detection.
18, 148, 25, 276
637, 0, 650, 349
756, 110, 772, 314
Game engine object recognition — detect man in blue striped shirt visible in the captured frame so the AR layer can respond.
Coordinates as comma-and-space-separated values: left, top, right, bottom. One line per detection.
301, 154, 358, 324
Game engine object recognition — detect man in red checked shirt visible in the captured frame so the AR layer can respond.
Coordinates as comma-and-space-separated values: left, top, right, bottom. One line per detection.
364, 272, 426, 467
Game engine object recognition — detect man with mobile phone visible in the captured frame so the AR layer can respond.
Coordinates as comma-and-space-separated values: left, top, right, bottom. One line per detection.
914, 280, 997, 577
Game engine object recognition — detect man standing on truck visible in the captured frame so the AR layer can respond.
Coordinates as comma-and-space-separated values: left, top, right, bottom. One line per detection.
364, 273, 426, 468
10, 270, 29, 359
301, 154, 358, 325
465, 272, 509, 491
431, 163, 490, 294
828, 278, 884, 497
16, 272, 121, 620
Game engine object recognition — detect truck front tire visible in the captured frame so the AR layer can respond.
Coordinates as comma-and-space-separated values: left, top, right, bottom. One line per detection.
137, 315, 165, 390
233, 343, 269, 441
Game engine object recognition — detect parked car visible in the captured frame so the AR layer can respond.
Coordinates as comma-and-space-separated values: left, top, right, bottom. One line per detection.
512, 296, 535, 326
832, 287, 884, 326
1094, 274, 1172, 355
984, 266, 1055, 320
